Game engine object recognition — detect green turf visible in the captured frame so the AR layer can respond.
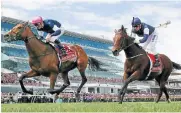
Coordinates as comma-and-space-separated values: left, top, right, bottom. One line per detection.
2, 102, 181, 112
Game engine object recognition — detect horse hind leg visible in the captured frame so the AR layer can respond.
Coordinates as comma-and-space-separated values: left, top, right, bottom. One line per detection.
75, 71, 87, 102
155, 77, 163, 103
156, 81, 170, 103
162, 84, 171, 103
160, 70, 171, 103
74, 45, 88, 102
155, 72, 170, 103
57, 72, 70, 94
75, 59, 87, 102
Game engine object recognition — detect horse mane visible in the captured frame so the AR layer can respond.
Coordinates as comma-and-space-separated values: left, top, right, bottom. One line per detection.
119, 25, 143, 50
134, 43, 143, 49
34, 34, 49, 45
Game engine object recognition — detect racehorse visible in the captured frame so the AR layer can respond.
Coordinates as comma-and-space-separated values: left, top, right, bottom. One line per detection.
3, 22, 103, 100
112, 25, 181, 104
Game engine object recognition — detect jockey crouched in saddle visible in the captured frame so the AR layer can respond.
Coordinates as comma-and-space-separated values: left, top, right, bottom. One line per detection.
31, 16, 66, 57
131, 17, 160, 67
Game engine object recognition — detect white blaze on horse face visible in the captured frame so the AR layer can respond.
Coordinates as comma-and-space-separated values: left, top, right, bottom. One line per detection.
113, 34, 121, 50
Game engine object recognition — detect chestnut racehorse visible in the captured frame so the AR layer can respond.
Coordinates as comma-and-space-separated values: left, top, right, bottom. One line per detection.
112, 25, 181, 104
4, 22, 103, 100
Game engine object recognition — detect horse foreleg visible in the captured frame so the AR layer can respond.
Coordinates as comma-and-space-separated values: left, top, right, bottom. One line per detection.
119, 87, 128, 104
48, 72, 70, 95
119, 71, 138, 104
76, 71, 87, 102
119, 83, 129, 104
119, 72, 129, 103
19, 70, 40, 94
47, 72, 58, 94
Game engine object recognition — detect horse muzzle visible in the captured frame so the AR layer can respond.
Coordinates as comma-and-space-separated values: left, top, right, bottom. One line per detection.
112, 50, 119, 56
3, 33, 16, 42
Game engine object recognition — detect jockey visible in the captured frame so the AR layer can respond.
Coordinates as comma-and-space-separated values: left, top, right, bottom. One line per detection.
131, 17, 160, 67
31, 16, 66, 56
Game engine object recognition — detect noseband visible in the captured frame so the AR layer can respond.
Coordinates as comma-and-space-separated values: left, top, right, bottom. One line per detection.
11, 23, 34, 43
116, 31, 134, 52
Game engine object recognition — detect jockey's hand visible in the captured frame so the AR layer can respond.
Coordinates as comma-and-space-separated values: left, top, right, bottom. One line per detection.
45, 34, 51, 42
134, 38, 140, 44
39, 36, 44, 40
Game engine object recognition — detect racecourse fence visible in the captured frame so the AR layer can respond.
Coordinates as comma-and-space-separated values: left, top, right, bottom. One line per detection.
2, 92, 181, 104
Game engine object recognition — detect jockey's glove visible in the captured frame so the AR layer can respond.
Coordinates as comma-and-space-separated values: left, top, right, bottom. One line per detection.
134, 38, 140, 44
59, 27, 65, 36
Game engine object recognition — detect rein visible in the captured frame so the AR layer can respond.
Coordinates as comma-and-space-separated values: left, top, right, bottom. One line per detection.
117, 31, 143, 59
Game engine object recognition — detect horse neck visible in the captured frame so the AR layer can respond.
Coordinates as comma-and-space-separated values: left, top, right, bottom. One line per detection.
124, 37, 145, 58
25, 31, 48, 58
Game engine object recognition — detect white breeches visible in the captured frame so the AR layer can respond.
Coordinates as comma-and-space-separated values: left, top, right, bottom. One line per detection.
46, 33, 62, 42
45, 28, 65, 43
142, 30, 158, 54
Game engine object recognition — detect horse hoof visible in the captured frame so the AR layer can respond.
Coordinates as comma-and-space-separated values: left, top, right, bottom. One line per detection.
75, 94, 80, 102
168, 99, 171, 103
47, 88, 55, 94
24, 90, 33, 95
118, 102, 122, 104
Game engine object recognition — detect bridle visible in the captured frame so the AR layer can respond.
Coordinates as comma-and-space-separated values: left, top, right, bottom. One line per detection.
115, 31, 143, 59
116, 31, 134, 53
9, 23, 53, 58
10, 23, 34, 43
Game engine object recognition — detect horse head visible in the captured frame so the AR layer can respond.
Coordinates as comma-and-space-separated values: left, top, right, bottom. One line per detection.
112, 25, 129, 56
4, 21, 33, 42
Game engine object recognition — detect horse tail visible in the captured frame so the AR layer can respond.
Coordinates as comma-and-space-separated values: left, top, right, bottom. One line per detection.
88, 56, 107, 71
172, 61, 181, 70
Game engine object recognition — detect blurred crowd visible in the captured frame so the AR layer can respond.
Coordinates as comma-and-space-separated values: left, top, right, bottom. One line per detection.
2, 72, 181, 104
1, 73, 46, 86
1, 72, 123, 86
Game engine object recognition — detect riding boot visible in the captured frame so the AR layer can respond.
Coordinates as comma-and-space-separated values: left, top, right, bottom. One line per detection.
54, 39, 66, 56
154, 54, 160, 67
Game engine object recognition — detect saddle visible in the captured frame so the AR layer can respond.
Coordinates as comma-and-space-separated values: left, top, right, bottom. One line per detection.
147, 53, 162, 72
54, 44, 77, 63
144, 53, 163, 80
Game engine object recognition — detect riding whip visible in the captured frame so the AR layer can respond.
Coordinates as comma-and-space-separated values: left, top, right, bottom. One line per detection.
156, 20, 171, 28
130, 17, 134, 37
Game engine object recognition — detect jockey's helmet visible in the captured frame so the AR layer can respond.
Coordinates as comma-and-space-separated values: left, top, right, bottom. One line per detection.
132, 17, 141, 27
31, 16, 43, 25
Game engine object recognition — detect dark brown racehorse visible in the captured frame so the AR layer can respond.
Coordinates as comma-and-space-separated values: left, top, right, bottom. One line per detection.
4, 22, 103, 100
112, 25, 181, 104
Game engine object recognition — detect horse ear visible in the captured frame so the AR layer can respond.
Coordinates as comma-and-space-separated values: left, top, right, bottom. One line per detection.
24, 21, 29, 26
114, 29, 117, 33
121, 25, 124, 30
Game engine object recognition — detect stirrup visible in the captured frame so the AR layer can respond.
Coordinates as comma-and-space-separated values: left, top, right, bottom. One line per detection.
154, 62, 160, 67
61, 51, 66, 56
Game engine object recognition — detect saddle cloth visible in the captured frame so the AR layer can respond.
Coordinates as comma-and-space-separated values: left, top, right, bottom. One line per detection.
54, 44, 77, 67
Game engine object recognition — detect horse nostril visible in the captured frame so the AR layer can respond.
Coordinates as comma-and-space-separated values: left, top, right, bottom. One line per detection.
112, 50, 116, 54
4, 34, 9, 37
114, 50, 118, 53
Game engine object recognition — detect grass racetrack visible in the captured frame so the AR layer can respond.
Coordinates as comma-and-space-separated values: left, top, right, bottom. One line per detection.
2, 102, 181, 112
